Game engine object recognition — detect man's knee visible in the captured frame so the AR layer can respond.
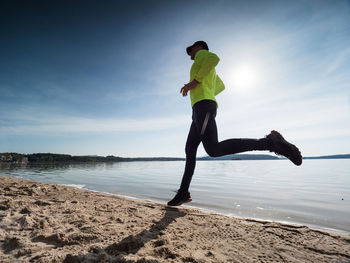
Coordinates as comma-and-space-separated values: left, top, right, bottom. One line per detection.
205, 147, 220, 158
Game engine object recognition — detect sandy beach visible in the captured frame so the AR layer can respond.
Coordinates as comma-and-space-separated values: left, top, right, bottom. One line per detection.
0, 175, 349, 263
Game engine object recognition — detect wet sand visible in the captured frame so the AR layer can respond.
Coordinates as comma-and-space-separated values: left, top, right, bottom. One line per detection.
1, 175, 349, 263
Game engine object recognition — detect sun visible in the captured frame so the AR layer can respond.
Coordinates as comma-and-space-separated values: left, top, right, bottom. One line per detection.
231, 64, 260, 90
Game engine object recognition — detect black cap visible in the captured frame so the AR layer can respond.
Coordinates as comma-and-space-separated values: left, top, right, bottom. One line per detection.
186, 41, 209, 55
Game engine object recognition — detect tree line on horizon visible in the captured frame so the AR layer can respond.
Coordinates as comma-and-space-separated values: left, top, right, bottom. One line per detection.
0, 152, 349, 164
0, 153, 184, 163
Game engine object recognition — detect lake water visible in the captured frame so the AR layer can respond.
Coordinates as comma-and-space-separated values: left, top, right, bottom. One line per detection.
1, 159, 349, 233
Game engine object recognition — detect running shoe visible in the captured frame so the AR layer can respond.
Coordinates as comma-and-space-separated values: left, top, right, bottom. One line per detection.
266, 130, 302, 166
167, 191, 192, 206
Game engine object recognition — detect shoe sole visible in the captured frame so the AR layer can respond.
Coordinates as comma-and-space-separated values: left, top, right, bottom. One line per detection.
269, 130, 302, 166
168, 198, 192, 206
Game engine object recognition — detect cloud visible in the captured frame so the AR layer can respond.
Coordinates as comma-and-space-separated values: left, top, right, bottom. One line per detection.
0, 112, 189, 135
326, 47, 350, 75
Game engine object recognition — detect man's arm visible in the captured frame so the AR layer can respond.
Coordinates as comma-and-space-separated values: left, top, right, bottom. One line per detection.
214, 75, 225, 96
194, 52, 220, 82
180, 51, 220, 97
180, 79, 199, 97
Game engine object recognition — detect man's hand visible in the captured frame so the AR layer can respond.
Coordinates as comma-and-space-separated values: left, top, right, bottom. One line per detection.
180, 79, 199, 96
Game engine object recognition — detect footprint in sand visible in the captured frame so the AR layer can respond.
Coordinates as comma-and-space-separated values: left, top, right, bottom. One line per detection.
2, 237, 22, 253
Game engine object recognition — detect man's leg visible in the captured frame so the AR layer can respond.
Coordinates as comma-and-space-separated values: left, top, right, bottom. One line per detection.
193, 100, 271, 157
202, 112, 271, 157
167, 121, 201, 206
198, 101, 301, 165
179, 121, 201, 193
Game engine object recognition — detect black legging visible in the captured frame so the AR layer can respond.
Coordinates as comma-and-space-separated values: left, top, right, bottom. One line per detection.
179, 99, 271, 193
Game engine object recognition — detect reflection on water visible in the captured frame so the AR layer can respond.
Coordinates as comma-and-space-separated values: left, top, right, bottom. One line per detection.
1, 159, 349, 232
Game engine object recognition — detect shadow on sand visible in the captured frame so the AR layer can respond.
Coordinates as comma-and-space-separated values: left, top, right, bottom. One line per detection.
63, 206, 186, 263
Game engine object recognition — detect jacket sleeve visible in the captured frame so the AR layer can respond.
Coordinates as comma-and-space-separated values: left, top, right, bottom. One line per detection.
215, 75, 225, 96
194, 51, 220, 82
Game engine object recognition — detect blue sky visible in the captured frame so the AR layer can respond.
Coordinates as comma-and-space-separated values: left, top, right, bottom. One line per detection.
1, 0, 349, 157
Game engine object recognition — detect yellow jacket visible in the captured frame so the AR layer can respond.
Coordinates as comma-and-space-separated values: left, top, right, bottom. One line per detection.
189, 49, 225, 107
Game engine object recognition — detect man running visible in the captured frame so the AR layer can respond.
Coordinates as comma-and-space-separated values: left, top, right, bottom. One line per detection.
167, 41, 302, 206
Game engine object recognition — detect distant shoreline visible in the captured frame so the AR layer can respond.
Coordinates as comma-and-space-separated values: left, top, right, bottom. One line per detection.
0, 152, 349, 164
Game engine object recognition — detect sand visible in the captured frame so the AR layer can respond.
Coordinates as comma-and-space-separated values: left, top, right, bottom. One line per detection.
0, 175, 349, 263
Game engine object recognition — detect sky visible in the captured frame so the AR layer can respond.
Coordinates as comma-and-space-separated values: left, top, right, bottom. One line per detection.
1, 0, 350, 157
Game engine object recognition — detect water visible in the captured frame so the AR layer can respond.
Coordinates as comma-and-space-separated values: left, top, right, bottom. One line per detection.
0, 159, 349, 233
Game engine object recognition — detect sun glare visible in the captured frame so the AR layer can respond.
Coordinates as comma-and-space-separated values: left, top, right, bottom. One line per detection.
230, 64, 260, 91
